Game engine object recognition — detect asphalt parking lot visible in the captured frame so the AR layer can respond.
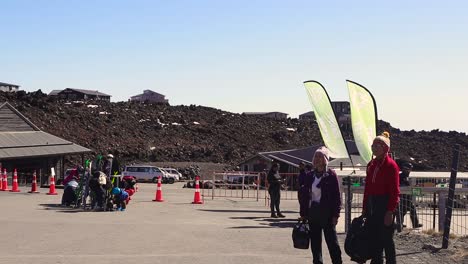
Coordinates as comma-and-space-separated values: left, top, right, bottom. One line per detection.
3, 182, 460, 264
0, 182, 353, 264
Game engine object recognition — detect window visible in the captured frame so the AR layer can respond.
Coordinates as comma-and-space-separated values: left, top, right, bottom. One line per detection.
138, 167, 150, 173
127, 167, 138, 172
152, 168, 161, 173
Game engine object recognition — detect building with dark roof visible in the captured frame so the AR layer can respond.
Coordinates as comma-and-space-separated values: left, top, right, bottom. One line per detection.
54, 88, 111, 101
0, 102, 91, 186
48, 90, 62, 96
0, 82, 20, 93
130, 90, 169, 104
299, 111, 315, 120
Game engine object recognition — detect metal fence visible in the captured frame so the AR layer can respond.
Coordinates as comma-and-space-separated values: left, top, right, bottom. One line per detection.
201, 170, 468, 237
338, 171, 468, 237
200, 171, 262, 200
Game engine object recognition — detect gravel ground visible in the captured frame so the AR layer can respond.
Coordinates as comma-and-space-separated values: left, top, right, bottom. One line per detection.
394, 230, 468, 263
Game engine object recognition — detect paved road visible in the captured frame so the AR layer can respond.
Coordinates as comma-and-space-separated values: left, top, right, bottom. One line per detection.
0, 183, 459, 264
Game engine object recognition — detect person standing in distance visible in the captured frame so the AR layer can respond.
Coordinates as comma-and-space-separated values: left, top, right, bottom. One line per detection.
396, 162, 422, 230
267, 163, 285, 218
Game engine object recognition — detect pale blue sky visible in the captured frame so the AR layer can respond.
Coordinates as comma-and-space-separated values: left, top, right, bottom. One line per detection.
1, 0, 467, 132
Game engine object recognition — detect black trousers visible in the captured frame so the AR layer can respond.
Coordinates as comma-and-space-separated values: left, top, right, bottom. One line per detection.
396, 194, 419, 230
366, 196, 396, 264
308, 203, 342, 264
368, 224, 395, 264
268, 185, 281, 214
91, 187, 105, 209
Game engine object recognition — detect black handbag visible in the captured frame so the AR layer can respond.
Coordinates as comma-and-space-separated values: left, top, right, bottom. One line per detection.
292, 219, 310, 249
345, 216, 373, 262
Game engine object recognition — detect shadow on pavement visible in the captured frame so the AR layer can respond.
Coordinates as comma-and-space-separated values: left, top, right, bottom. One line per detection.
396, 251, 425, 257
230, 216, 269, 220
38, 203, 89, 213
198, 209, 295, 214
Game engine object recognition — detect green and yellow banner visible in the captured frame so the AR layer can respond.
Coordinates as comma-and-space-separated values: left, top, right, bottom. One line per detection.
347, 80, 377, 164
304, 81, 349, 158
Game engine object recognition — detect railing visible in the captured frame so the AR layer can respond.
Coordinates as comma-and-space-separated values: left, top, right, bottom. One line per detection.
201, 170, 468, 236
200, 171, 262, 200
338, 171, 468, 237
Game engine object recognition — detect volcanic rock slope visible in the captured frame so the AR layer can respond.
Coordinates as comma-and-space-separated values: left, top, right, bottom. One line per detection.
1, 91, 467, 171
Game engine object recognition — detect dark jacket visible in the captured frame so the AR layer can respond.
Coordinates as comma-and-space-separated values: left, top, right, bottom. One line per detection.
298, 168, 341, 218
267, 170, 282, 189
297, 169, 307, 189
399, 171, 410, 187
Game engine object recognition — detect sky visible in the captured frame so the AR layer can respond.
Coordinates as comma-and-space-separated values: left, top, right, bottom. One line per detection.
1, 0, 467, 133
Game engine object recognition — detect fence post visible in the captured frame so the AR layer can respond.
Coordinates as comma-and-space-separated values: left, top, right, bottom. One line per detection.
241, 173, 245, 199
212, 172, 215, 200
345, 188, 350, 233
433, 193, 436, 230
442, 144, 460, 249
438, 192, 446, 232
256, 173, 260, 202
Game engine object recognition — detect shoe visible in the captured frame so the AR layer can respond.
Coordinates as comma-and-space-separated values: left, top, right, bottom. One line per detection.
414, 224, 423, 228
121, 208, 125, 212
277, 213, 286, 218
271, 213, 278, 218
116, 207, 122, 211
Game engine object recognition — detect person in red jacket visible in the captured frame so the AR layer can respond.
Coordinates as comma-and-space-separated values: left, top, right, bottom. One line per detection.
362, 132, 400, 264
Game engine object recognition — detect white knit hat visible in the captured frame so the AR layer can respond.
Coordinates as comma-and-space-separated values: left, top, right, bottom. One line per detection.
374, 131, 391, 148
313, 146, 329, 163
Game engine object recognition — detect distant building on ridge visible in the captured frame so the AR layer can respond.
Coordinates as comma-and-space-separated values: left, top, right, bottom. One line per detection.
242, 112, 288, 120
299, 101, 350, 130
129, 90, 169, 104
0, 82, 20, 93
331, 101, 351, 131
49, 88, 111, 101
299, 111, 315, 120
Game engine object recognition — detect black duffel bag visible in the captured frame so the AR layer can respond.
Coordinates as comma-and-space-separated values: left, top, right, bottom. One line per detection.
292, 219, 310, 249
345, 216, 373, 262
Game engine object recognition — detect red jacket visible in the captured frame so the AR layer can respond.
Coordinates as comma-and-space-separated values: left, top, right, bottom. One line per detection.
363, 154, 400, 212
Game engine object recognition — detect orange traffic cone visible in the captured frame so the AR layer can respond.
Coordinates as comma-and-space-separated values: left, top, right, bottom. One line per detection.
152, 176, 164, 202
47, 168, 58, 195
2, 169, 10, 191
28, 171, 40, 193
192, 176, 203, 204
9, 169, 20, 192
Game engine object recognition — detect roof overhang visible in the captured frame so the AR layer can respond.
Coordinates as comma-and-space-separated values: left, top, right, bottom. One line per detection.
0, 131, 91, 160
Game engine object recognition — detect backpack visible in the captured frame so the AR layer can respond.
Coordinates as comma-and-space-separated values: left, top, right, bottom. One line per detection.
98, 172, 107, 185
345, 216, 373, 262
292, 219, 310, 249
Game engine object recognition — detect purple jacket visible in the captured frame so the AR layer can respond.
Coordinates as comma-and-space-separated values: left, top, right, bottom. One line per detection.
298, 168, 342, 218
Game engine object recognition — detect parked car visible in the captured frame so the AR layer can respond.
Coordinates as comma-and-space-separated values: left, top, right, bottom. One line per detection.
123, 165, 176, 184
161, 168, 182, 181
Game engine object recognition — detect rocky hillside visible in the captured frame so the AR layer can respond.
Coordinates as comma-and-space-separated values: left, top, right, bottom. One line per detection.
1, 90, 467, 171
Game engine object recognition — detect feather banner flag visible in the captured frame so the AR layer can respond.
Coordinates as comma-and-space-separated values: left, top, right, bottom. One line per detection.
304, 81, 349, 158
346, 80, 378, 164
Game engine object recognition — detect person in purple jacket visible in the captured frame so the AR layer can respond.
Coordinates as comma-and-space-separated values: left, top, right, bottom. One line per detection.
298, 146, 342, 264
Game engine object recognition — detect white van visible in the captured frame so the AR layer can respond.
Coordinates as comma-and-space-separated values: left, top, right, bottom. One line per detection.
123, 165, 176, 183
161, 168, 182, 181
